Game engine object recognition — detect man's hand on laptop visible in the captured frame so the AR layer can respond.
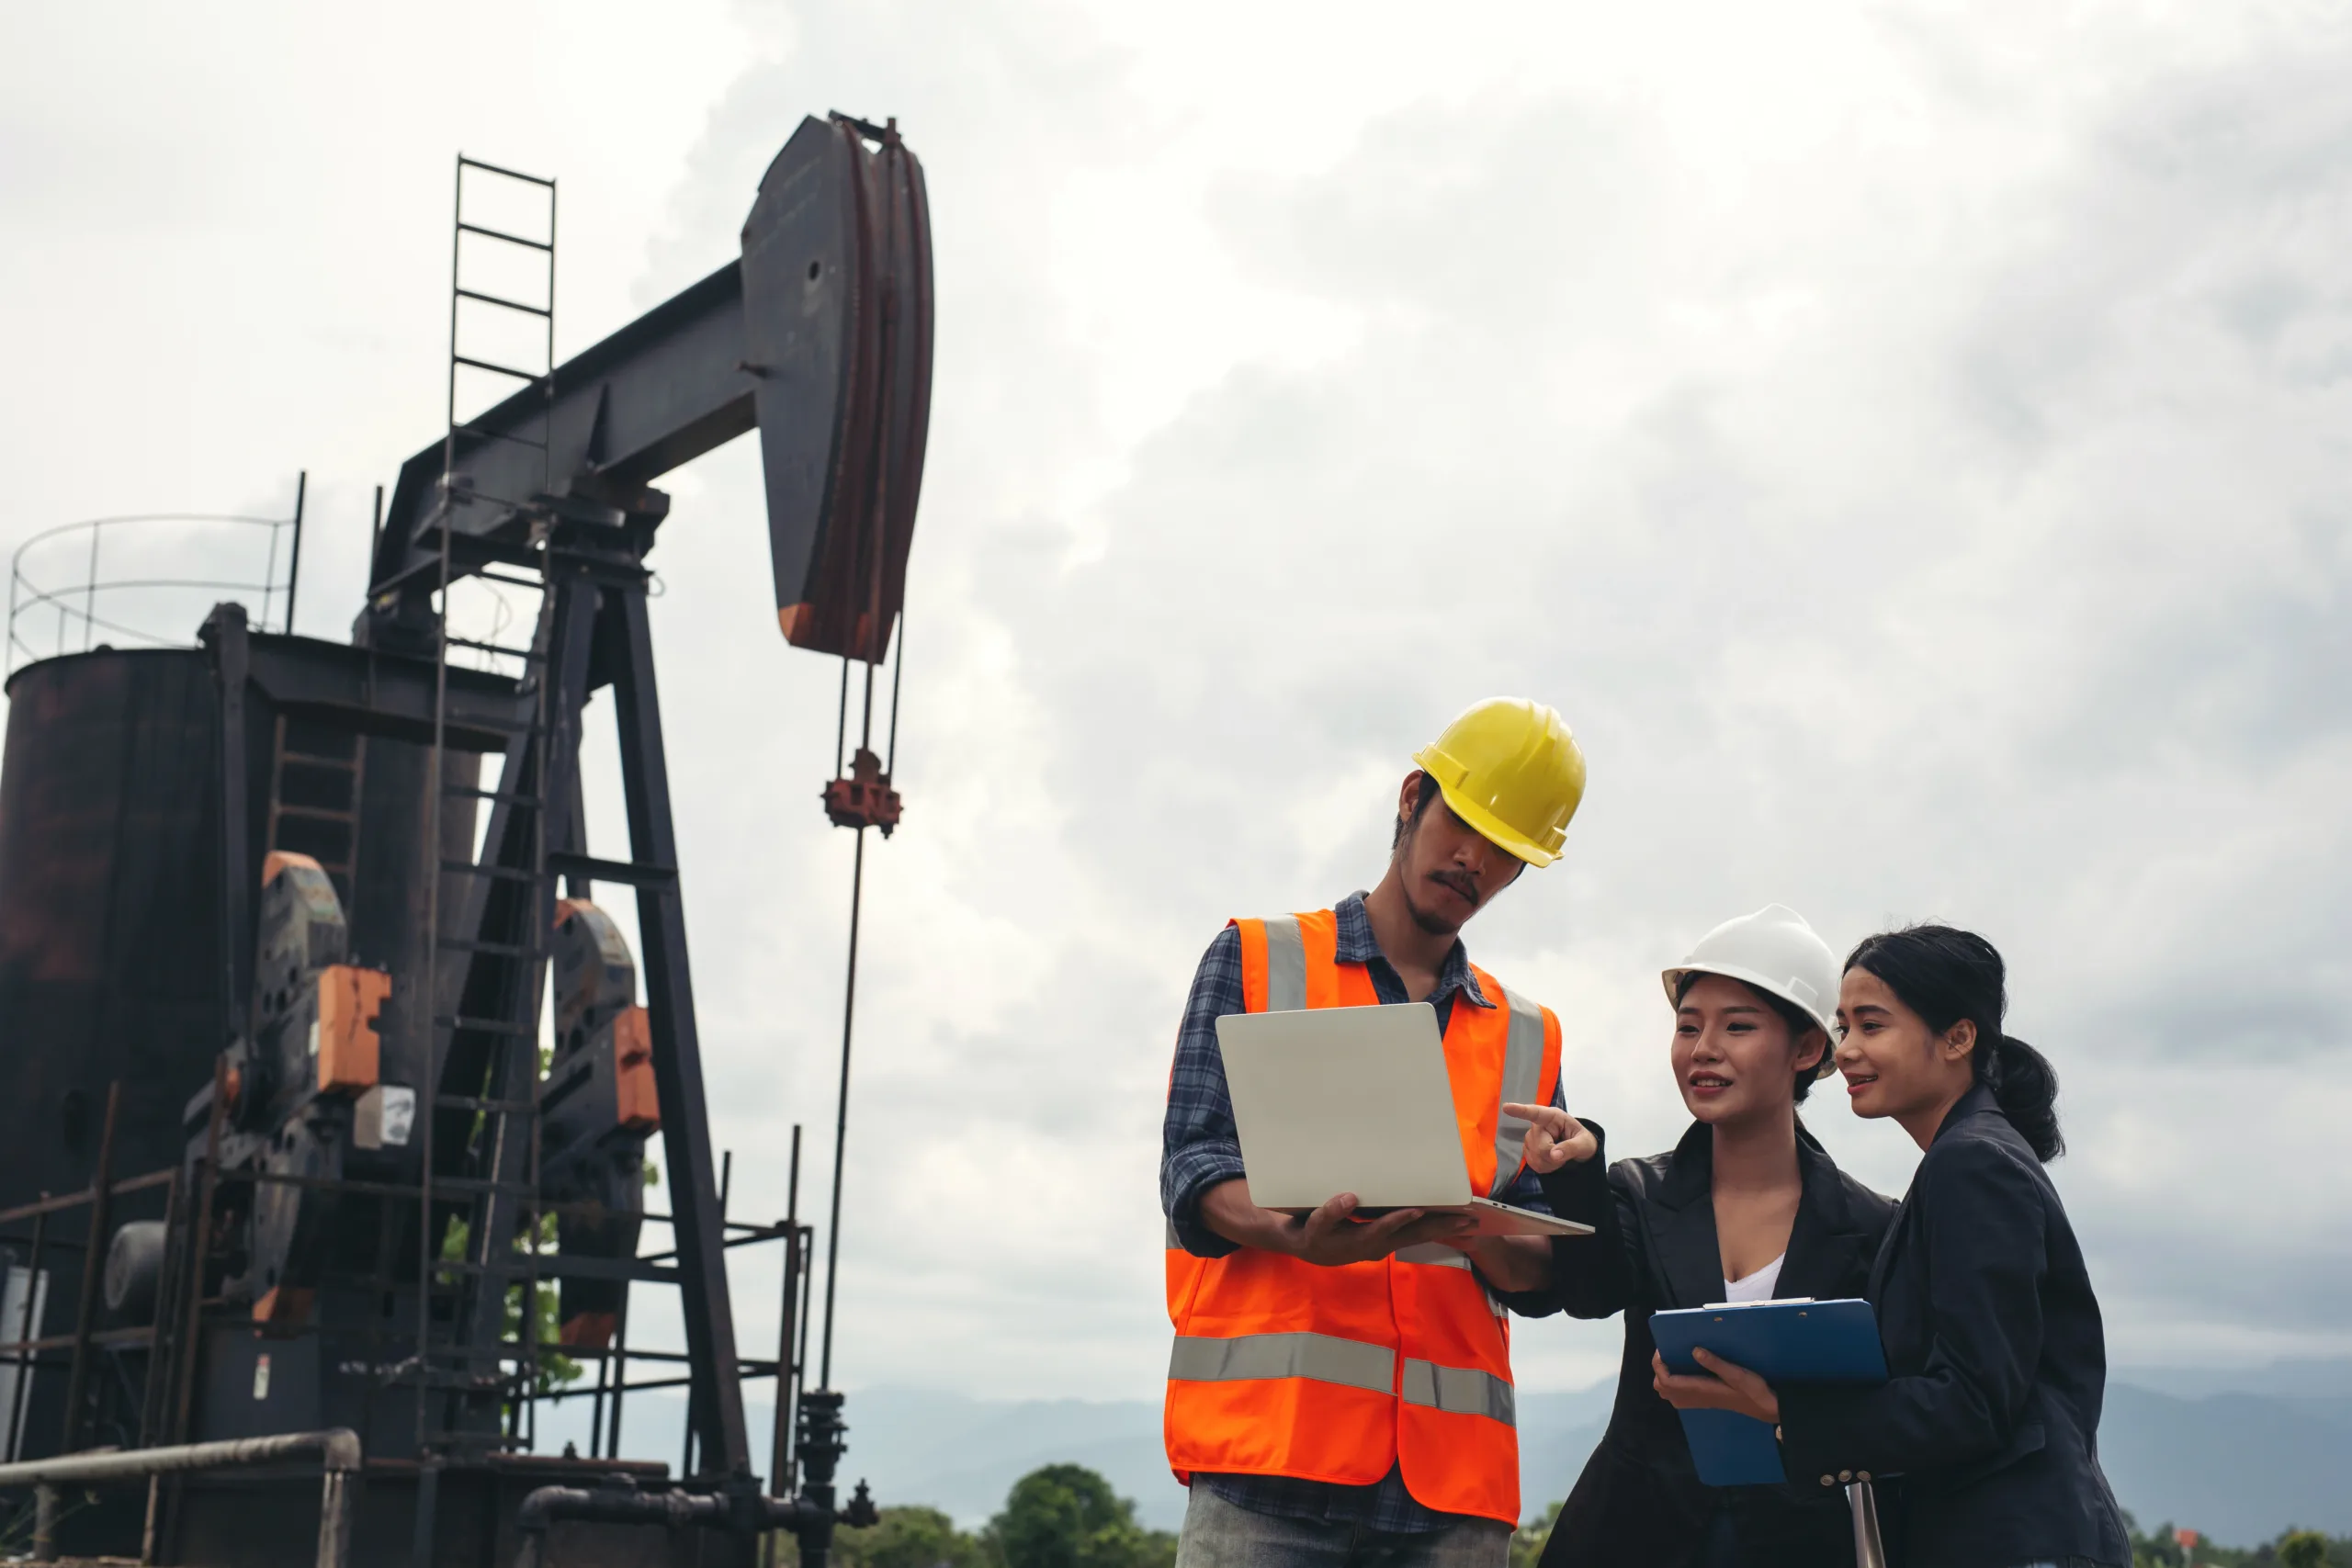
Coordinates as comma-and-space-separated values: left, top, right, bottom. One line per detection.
1286, 1194, 1476, 1266
1502, 1102, 1599, 1173
1199, 1180, 1473, 1266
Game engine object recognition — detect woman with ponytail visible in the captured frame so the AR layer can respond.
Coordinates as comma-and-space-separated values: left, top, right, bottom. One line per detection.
1653, 924, 2130, 1568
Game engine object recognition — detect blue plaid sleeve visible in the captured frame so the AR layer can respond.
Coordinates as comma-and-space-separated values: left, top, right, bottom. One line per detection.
1160, 925, 1250, 1258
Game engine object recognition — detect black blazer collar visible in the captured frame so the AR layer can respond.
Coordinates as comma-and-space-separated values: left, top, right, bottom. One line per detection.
1650, 1118, 1869, 1307
1647, 1122, 1721, 1309
1864, 1089, 1999, 1298
1932, 1082, 2002, 1145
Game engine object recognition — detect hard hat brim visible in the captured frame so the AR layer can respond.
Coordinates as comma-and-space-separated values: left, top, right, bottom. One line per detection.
1660, 962, 1839, 1077
1414, 760, 1560, 868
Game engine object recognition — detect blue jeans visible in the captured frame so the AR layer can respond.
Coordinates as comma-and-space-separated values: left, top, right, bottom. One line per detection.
1174, 1483, 1510, 1568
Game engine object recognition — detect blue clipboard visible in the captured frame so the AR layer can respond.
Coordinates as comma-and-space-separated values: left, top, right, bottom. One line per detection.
1649, 1298, 1886, 1486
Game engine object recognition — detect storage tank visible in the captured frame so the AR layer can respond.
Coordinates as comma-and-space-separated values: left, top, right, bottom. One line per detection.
0, 632, 486, 1456
0, 649, 225, 1208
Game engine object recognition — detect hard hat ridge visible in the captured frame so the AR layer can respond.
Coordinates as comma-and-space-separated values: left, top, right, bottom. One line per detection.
1662, 905, 1841, 1069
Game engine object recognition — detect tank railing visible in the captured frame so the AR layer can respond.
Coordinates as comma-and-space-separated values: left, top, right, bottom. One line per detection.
0, 1426, 360, 1566
6, 474, 306, 673
0, 1160, 182, 1462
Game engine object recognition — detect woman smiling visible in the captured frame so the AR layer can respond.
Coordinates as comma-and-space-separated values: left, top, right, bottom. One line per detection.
1655, 925, 2131, 1568
1511, 907, 1896, 1567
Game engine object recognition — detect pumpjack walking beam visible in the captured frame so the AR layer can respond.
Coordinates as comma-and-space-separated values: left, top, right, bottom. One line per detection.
363, 113, 932, 670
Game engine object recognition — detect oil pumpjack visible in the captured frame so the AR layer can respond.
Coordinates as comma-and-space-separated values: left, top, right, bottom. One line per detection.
0, 110, 931, 1567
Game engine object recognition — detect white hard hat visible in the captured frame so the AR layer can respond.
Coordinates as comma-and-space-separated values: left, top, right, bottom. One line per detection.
1661, 906, 1840, 1061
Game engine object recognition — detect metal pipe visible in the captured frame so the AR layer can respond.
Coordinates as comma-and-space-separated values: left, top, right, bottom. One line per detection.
770, 1127, 802, 1504
818, 825, 866, 1389
316, 1463, 355, 1568
410, 1455, 441, 1568
0, 1426, 361, 1485
10, 1209, 48, 1461
158, 1059, 227, 1562
286, 469, 307, 633
514, 1472, 838, 1568
135, 1166, 184, 1448
59, 1081, 122, 1453
368, 485, 386, 580
1847, 1479, 1885, 1568
0, 1428, 359, 1568
513, 1474, 731, 1568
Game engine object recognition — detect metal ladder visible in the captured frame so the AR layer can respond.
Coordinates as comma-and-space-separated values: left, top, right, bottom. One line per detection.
266, 716, 366, 909
413, 153, 560, 1454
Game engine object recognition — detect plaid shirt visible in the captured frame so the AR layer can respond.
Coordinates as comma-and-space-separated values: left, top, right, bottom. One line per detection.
1160, 891, 1562, 1534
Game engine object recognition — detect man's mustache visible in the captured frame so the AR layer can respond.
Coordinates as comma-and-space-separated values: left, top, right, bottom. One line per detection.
1427, 868, 1481, 908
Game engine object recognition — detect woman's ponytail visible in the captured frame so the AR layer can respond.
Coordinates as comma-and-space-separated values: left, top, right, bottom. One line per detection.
1844, 925, 2065, 1161
1986, 1034, 2064, 1161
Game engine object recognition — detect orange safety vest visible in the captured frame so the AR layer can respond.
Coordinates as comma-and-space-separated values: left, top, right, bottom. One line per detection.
1163, 909, 1564, 1525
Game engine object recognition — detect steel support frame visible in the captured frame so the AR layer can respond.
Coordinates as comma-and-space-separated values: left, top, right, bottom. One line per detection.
441, 570, 595, 1390
601, 577, 750, 1481
207, 604, 256, 1042
425, 535, 748, 1480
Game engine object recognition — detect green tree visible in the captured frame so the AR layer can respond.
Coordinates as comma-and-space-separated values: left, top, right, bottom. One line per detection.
436, 1212, 581, 1398
2278, 1531, 2329, 1568
979, 1465, 1175, 1568
775, 1506, 985, 1568
1510, 1500, 1562, 1568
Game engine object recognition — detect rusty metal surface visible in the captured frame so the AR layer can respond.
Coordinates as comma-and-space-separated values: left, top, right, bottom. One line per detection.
0, 1425, 360, 1484
0, 651, 223, 1461
747, 114, 933, 664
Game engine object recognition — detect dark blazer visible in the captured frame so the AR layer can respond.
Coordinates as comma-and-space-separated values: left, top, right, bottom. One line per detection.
1532, 1119, 1897, 1568
1778, 1086, 2131, 1568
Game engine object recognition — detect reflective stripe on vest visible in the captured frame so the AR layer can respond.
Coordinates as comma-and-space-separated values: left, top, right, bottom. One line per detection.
1489, 986, 1548, 1196
1393, 1243, 1471, 1270
1261, 915, 1309, 1011
1402, 1358, 1516, 1427
1169, 1331, 1396, 1394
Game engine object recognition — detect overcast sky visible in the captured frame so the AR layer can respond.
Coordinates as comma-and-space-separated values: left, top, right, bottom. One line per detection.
6, 0, 2351, 1412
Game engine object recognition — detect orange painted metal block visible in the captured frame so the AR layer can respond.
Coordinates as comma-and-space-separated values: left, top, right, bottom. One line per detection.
614, 1005, 661, 1132
316, 964, 390, 1094
560, 1311, 618, 1350
253, 1285, 315, 1328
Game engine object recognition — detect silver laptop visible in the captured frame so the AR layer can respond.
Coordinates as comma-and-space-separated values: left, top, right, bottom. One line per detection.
1216, 1002, 1592, 1238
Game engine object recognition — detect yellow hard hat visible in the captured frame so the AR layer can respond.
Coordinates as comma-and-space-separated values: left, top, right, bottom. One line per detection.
1411, 698, 1587, 868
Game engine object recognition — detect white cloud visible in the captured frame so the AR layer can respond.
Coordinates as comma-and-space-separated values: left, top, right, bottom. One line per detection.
4, 0, 2348, 1429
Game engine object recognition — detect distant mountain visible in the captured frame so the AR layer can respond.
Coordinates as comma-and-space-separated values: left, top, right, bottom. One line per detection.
2111, 1357, 2352, 1401
2098, 1382, 2352, 1543
536, 1367, 2352, 1544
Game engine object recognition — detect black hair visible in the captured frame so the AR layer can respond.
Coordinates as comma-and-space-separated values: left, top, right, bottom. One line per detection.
1391, 772, 1442, 852
1672, 970, 1826, 1103
1842, 924, 2064, 1160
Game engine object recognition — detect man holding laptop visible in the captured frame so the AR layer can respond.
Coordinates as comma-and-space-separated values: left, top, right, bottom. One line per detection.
1161, 698, 1595, 1567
